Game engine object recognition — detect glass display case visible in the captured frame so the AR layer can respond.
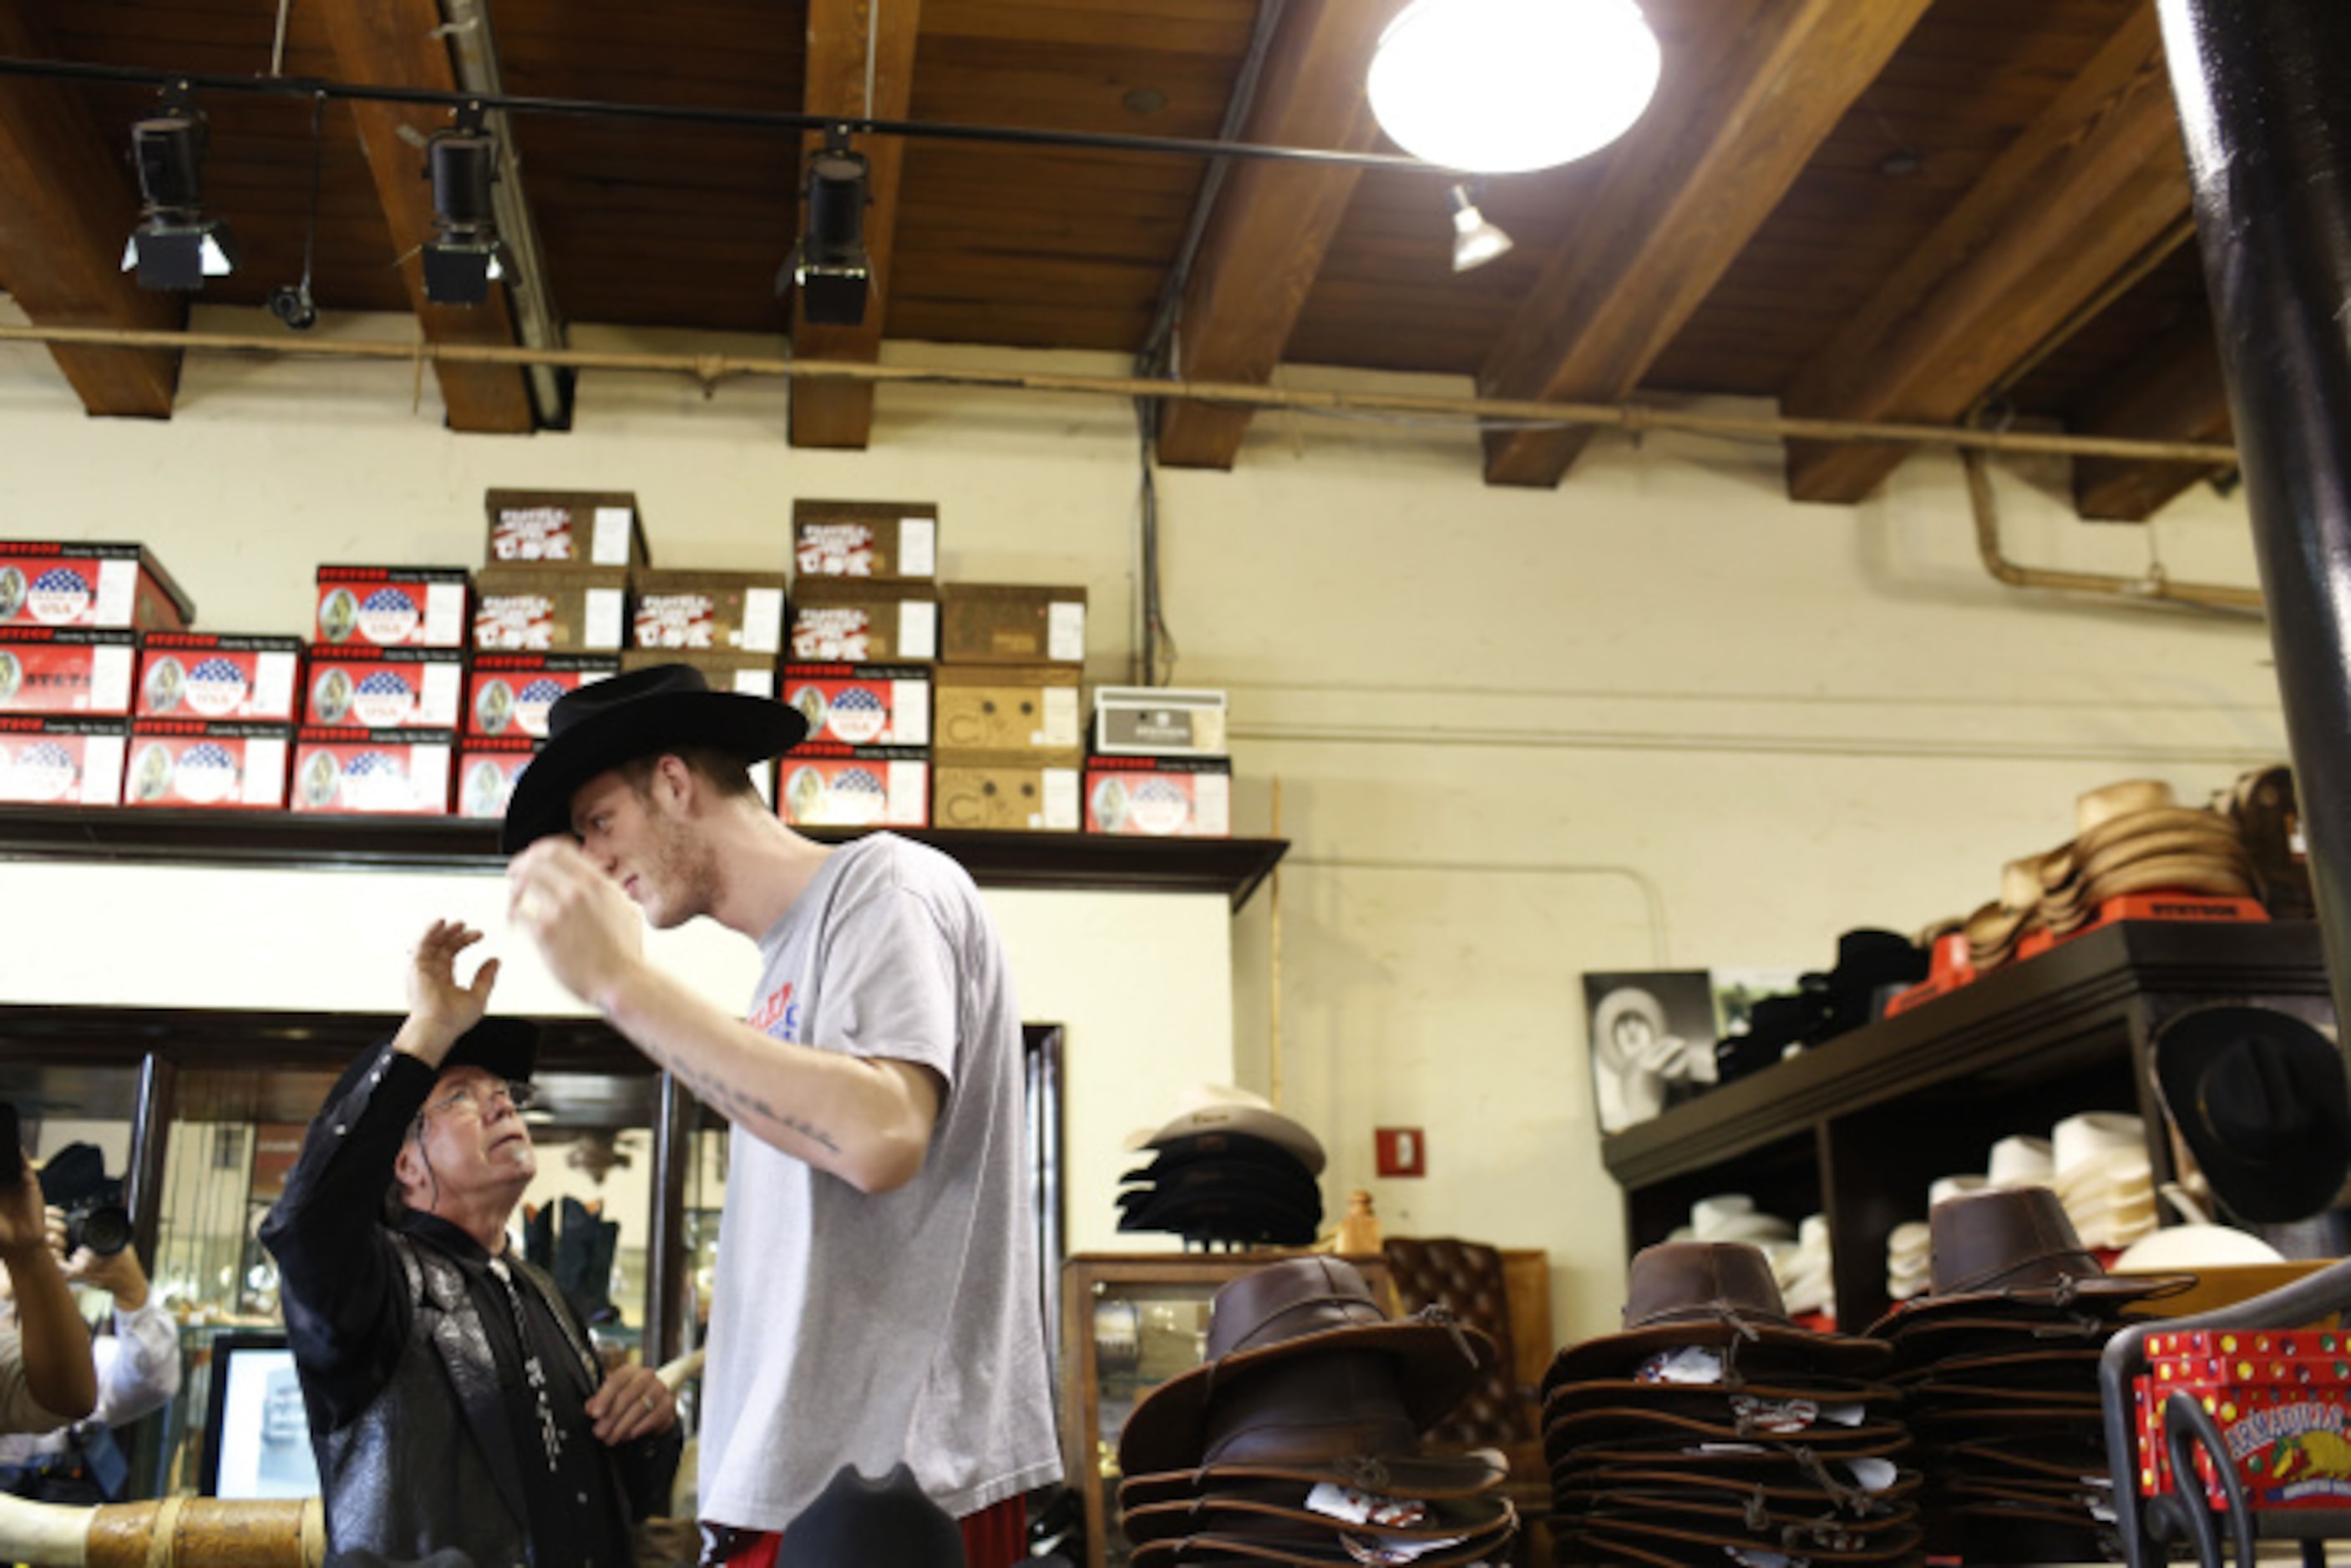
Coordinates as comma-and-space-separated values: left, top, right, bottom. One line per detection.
1058, 1253, 1393, 1568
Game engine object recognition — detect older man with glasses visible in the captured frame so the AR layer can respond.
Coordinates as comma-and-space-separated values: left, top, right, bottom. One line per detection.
261, 919, 680, 1568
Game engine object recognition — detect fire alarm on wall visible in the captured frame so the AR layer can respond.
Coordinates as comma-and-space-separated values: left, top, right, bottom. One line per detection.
1375, 1127, 1426, 1178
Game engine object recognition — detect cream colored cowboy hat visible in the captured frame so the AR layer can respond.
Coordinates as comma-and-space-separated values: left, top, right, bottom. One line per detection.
1124, 1084, 1327, 1176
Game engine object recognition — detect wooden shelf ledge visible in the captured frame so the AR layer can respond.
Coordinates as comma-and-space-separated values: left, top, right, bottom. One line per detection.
0, 806, 1288, 909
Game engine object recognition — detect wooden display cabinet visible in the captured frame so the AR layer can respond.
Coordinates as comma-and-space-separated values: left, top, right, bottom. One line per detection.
1602, 919, 2334, 1329
1059, 1252, 1394, 1568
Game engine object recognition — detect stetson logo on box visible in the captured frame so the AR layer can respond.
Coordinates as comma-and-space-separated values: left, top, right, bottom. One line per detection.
0, 716, 126, 806
630, 570, 785, 654
474, 567, 628, 651
1092, 685, 1227, 756
783, 663, 930, 746
1084, 754, 1231, 838
790, 499, 939, 580
316, 567, 470, 650
0, 628, 135, 716
291, 727, 453, 815
124, 721, 292, 809
305, 649, 464, 730
778, 742, 929, 828
485, 488, 647, 568
136, 633, 302, 721
0, 542, 193, 632
789, 579, 938, 662
457, 734, 539, 819
468, 655, 620, 738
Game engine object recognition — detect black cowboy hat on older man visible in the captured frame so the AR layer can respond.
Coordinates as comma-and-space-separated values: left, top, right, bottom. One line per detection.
499, 664, 808, 853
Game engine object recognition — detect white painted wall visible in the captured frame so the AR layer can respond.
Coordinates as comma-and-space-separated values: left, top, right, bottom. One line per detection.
0, 301, 2279, 1349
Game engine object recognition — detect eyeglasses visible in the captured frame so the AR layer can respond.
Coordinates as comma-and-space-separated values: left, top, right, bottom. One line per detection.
419, 1080, 536, 1121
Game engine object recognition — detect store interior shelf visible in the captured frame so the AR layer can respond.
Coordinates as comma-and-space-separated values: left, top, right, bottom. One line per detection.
1600, 918, 2332, 1330
0, 805, 1287, 908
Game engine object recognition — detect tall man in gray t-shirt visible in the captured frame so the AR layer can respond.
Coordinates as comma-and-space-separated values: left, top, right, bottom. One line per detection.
500, 665, 1060, 1564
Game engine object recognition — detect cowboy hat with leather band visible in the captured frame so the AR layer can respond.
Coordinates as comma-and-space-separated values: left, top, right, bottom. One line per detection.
1117, 1449, 1509, 1512
2154, 1003, 2351, 1224
1862, 1186, 2191, 1338
1542, 1242, 1891, 1393
1114, 1256, 1497, 1485
499, 663, 809, 853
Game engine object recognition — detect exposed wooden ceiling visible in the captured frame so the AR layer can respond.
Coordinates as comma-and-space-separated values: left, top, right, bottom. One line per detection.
0, 0, 2233, 517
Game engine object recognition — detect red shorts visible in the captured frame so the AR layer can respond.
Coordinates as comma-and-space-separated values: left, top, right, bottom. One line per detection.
706, 1491, 1025, 1568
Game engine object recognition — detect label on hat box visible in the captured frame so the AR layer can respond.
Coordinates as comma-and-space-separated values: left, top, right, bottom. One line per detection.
797, 523, 878, 577
899, 600, 937, 660
1039, 766, 1079, 830
742, 589, 783, 654
477, 594, 557, 650
591, 507, 634, 567
1040, 686, 1081, 748
900, 518, 936, 578
423, 584, 465, 645
493, 508, 575, 562
1048, 600, 1085, 662
793, 605, 871, 662
636, 594, 715, 649
585, 589, 624, 649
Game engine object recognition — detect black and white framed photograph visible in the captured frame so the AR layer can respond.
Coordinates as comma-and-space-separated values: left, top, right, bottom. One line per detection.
1583, 969, 1720, 1135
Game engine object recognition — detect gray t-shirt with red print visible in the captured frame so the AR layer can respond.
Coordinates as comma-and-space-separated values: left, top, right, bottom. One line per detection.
697, 832, 1059, 1533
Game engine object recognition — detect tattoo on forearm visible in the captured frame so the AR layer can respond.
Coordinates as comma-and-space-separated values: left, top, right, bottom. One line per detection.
642, 1047, 844, 1156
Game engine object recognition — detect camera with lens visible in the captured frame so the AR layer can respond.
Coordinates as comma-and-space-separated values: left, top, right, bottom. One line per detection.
58, 1197, 134, 1258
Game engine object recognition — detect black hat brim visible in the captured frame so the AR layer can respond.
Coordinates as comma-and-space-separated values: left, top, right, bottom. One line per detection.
2154, 1003, 2351, 1223
500, 687, 808, 852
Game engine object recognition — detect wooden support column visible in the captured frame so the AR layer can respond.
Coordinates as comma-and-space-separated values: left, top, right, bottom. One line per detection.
1153, 0, 1396, 471
316, 0, 535, 434
790, 0, 923, 450
0, 2, 184, 416
1478, 0, 1933, 488
2071, 317, 2234, 520
1782, 5, 2191, 503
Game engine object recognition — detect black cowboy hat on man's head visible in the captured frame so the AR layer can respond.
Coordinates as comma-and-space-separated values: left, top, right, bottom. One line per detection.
499, 664, 808, 853
322, 1016, 542, 1118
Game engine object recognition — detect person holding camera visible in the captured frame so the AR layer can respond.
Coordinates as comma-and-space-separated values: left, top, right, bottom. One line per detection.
261, 919, 680, 1568
0, 1146, 97, 1437
0, 1146, 179, 1502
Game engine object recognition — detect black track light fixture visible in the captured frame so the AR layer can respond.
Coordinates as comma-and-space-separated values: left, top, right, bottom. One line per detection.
123, 84, 240, 291
422, 103, 507, 306
782, 125, 871, 327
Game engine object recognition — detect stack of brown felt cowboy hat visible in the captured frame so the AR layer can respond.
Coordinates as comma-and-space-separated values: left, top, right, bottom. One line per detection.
1865, 1186, 2194, 1562
1115, 1256, 1518, 1566
1542, 1242, 1922, 1568
1967, 780, 2254, 971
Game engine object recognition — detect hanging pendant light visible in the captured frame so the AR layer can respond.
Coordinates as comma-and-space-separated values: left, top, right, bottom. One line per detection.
1449, 185, 1514, 271
1369, 0, 1663, 175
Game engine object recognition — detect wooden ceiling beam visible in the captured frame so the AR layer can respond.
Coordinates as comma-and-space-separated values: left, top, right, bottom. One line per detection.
0, 1, 184, 417
1781, 4, 2188, 503
791, 0, 924, 450
2071, 314, 2233, 522
1153, 0, 1397, 471
1479, 0, 1934, 488
315, 0, 533, 435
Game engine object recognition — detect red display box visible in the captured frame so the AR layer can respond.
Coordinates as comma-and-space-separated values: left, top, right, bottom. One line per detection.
314, 566, 470, 650
778, 744, 929, 828
782, 663, 931, 747
135, 633, 304, 722
456, 735, 537, 820
291, 728, 454, 815
1084, 755, 1231, 838
124, 721, 293, 810
0, 542, 192, 632
0, 628, 136, 716
304, 650, 465, 731
2136, 1330, 2351, 1509
465, 655, 618, 740
0, 716, 125, 805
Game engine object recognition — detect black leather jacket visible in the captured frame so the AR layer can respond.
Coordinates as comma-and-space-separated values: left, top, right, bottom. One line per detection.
261, 1044, 678, 1567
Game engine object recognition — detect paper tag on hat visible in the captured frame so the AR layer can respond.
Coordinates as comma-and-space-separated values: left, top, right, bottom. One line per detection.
1842, 1459, 1899, 1494
1339, 1529, 1472, 1565
1637, 1347, 1728, 1385
1305, 1485, 1430, 1529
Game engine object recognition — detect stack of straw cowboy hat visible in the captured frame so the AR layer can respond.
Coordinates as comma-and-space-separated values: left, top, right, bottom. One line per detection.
1964, 779, 2253, 972
1116, 1256, 1520, 1565
1543, 1242, 1921, 1568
